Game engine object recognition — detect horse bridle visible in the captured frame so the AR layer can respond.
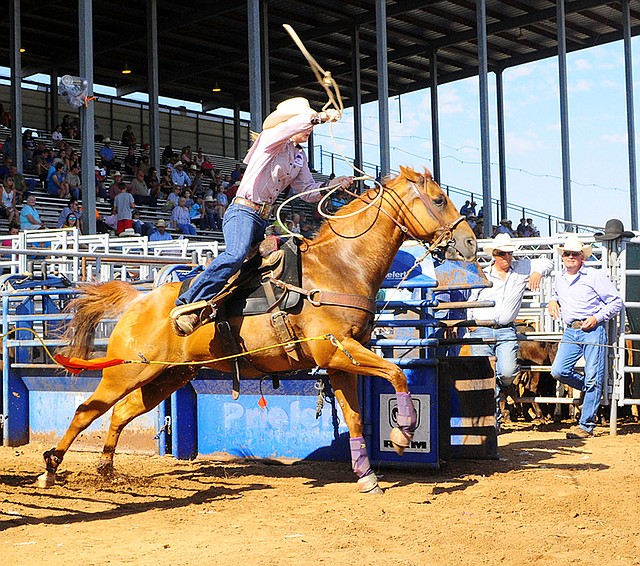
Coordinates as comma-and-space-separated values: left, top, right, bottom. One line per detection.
355, 176, 466, 256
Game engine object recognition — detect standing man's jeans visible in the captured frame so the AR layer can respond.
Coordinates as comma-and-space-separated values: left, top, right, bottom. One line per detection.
176, 203, 268, 305
551, 324, 606, 434
469, 325, 519, 428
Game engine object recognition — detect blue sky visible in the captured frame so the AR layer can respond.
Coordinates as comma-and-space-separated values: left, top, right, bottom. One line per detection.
312, 38, 639, 232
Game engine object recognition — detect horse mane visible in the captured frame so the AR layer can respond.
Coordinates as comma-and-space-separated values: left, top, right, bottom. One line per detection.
57, 281, 142, 360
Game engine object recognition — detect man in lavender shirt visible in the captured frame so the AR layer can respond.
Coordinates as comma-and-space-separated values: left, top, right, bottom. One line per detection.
548, 235, 623, 439
171, 97, 353, 335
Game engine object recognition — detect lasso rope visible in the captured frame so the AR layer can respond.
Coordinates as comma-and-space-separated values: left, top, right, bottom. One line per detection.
0, 327, 359, 374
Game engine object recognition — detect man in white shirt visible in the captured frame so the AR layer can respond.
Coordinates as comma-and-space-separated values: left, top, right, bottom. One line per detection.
467, 233, 553, 429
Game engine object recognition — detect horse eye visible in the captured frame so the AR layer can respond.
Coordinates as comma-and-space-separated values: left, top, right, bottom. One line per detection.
433, 195, 446, 207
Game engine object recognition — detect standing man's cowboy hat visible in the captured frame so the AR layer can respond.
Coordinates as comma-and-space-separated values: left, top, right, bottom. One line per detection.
594, 218, 635, 242
484, 233, 520, 256
558, 235, 593, 258
262, 97, 315, 130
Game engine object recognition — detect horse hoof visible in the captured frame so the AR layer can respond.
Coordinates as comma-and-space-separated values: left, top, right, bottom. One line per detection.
37, 471, 56, 488
97, 460, 115, 477
357, 473, 383, 494
389, 427, 412, 455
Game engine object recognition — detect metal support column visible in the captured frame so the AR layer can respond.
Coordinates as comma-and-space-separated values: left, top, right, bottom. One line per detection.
9, 0, 23, 174
430, 49, 441, 184
623, 0, 638, 230
351, 26, 363, 189
308, 130, 315, 171
476, 0, 492, 237
50, 66, 59, 133
375, 0, 390, 179
79, 0, 96, 234
233, 103, 242, 160
260, 0, 270, 119
147, 0, 160, 171
495, 68, 507, 221
247, 0, 264, 133
557, 0, 572, 222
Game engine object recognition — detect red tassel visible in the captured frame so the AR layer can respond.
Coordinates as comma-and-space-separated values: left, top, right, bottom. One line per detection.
258, 395, 268, 410
54, 354, 126, 375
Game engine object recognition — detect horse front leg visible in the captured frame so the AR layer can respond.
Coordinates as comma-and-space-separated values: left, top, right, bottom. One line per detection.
316, 337, 418, 455
328, 370, 382, 494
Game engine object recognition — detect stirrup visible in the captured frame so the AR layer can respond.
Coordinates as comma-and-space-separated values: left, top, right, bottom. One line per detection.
169, 300, 217, 336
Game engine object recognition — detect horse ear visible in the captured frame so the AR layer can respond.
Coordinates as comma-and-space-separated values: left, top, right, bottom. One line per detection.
399, 165, 421, 184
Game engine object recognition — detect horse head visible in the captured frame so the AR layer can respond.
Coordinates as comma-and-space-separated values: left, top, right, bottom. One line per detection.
387, 166, 477, 261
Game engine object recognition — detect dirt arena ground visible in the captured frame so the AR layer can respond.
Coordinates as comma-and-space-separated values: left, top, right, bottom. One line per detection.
2, 421, 640, 566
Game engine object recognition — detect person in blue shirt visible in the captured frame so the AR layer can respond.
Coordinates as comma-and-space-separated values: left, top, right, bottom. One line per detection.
99, 138, 116, 174
149, 219, 173, 242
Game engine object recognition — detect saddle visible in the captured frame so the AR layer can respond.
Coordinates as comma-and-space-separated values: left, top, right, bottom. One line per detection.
169, 236, 303, 336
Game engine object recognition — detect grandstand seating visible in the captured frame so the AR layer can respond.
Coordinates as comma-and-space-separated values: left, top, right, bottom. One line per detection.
0, 127, 328, 242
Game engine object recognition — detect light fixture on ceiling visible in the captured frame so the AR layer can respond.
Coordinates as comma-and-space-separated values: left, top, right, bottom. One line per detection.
211, 82, 221, 92
121, 61, 132, 75
19, 47, 26, 53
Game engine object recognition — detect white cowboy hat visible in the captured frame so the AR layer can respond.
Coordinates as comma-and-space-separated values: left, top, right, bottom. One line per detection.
103, 137, 111, 143
262, 97, 316, 130
204, 195, 215, 202
484, 233, 520, 256
558, 235, 593, 258
118, 228, 136, 237
156, 219, 167, 227
174, 160, 183, 167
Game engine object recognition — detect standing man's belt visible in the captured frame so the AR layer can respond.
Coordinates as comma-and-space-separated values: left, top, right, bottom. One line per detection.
491, 322, 515, 329
567, 319, 586, 329
232, 197, 272, 220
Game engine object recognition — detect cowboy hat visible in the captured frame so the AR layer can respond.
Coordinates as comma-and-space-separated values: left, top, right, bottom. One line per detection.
174, 161, 183, 167
262, 97, 316, 130
118, 228, 136, 237
558, 235, 592, 258
484, 233, 520, 256
594, 218, 635, 242
103, 137, 111, 143
204, 195, 215, 202
156, 219, 167, 227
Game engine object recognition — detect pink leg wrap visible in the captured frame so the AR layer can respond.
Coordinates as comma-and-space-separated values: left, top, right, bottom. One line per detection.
349, 436, 373, 478
396, 392, 418, 432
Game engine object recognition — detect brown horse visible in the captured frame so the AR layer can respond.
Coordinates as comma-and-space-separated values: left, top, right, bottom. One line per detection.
42, 166, 476, 493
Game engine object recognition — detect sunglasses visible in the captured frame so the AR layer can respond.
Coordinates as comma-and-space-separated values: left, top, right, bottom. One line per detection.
562, 251, 582, 258
493, 251, 513, 258
68, 216, 77, 221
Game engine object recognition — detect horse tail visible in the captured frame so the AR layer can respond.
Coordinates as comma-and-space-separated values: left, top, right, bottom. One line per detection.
58, 281, 142, 360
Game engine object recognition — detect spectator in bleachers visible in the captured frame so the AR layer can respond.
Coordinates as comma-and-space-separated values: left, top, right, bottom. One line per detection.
51, 125, 64, 148
0, 156, 12, 181
1, 176, 19, 224
459, 200, 473, 217
215, 186, 228, 217
58, 197, 82, 229
2, 222, 20, 247
1, 135, 15, 162
146, 166, 160, 198
0, 103, 12, 129
95, 166, 108, 202
124, 146, 137, 175
171, 196, 196, 236
225, 180, 239, 202
8, 163, 32, 203
60, 115, 73, 138
66, 163, 82, 200
200, 195, 222, 231
68, 149, 80, 170
130, 169, 156, 207
497, 219, 515, 236
200, 155, 214, 179
290, 213, 302, 234
171, 161, 191, 188
163, 185, 181, 212
108, 171, 125, 202
193, 148, 205, 169
161, 145, 174, 165
189, 195, 204, 227
121, 125, 136, 147
182, 188, 194, 209
180, 146, 192, 167
149, 219, 172, 242
62, 212, 79, 230
188, 164, 198, 182
113, 182, 135, 235
137, 153, 151, 177
230, 163, 243, 183
22, 130, 37, 171
527, 218, 540, 237
159, 169, 174, 198
190, 170, 204, 198
34, 150, 51, 181
473, 218, 484, 238
131, 210, 154, 237
46, 162, 70, 199
99, 138, 117, 174
20, 194, 46, 230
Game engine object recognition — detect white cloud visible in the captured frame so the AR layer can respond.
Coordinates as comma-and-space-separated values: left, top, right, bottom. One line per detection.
602, 133, 627, 144
570, 79, 591, 93
504, 131, 543, 155
575, 58, 592, 71
438, 89, 464, 115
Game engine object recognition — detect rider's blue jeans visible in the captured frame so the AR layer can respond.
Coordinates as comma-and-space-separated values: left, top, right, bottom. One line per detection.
551, 324, 606, 434
175, 203, 268, 305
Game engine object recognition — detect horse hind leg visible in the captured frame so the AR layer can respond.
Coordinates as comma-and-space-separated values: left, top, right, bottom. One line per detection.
328, 370, 383, 494
39, 364, 165, 487
97, 366, 198, 476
